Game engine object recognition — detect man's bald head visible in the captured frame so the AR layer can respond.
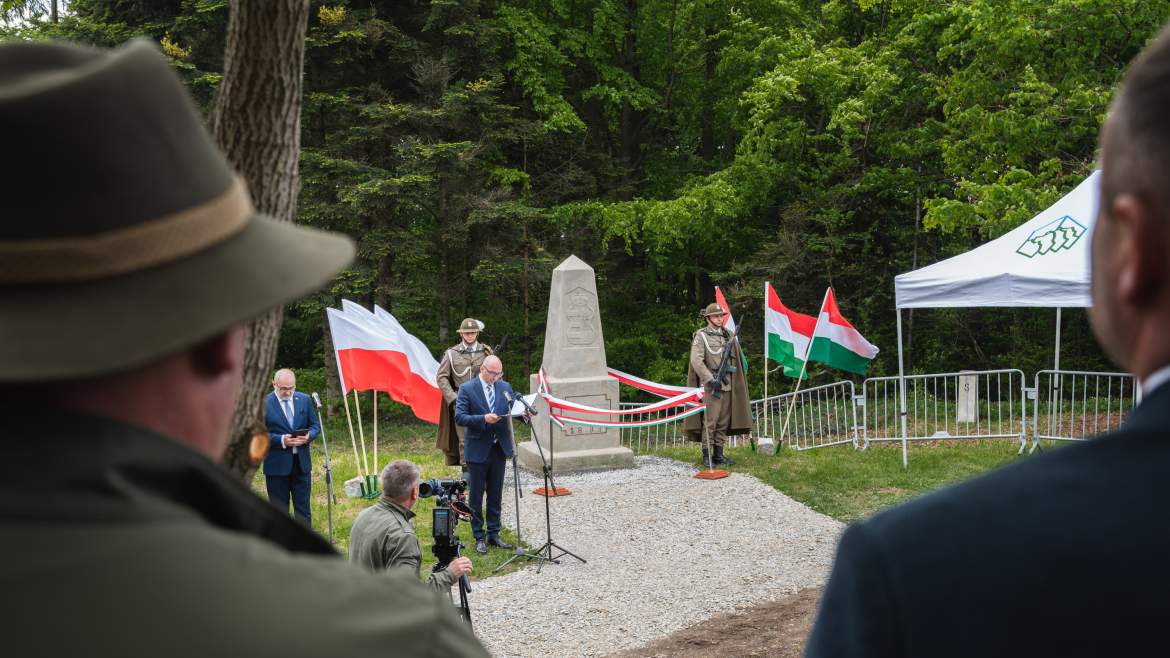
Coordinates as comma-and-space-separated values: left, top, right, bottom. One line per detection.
479, 355, 503, 384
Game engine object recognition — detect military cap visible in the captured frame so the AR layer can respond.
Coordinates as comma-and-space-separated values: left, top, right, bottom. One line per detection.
458, 318, 485, 333
701, 303, 728, 317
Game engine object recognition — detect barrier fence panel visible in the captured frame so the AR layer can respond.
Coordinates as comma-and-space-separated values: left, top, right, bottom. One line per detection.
752, 380, 859, 451
618, 403, 685, 452
863, 369, 1028, 452
1030, 370, 1137, 451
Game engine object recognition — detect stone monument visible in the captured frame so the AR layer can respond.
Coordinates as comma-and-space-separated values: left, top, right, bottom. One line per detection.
517, 255, 636, 473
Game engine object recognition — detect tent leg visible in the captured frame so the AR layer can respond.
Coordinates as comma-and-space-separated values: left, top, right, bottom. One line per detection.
896, 308, 908, 468
1054, 307, 1062, 371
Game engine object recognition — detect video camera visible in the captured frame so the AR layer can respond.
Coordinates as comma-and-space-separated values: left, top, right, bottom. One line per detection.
420, 478, 474, 626
419, 479, 471, 543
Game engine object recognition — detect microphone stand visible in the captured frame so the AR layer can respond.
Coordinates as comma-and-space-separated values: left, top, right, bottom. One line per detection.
311, 392, 337, 545
511, 392, 586, 574
496, 394, 546, 572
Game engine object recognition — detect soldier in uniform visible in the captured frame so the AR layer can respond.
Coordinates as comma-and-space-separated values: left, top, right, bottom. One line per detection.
683, 303, 752, 466
349, 460, 473, 590
436, 318, 494, 469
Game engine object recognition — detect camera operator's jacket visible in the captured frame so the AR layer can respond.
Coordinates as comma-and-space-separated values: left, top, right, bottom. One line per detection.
348, 498, 459, 591
2, 407, 486, 658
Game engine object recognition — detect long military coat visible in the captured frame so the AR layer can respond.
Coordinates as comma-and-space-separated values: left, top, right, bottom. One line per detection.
435, 342, 493, 465
683, 325, 752, 440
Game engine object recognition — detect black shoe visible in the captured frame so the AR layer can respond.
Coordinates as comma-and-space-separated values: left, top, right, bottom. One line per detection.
475, 539, 488, 555
713, 446, 735, 466
700, 448, 710, 466
487, 536, 513, 550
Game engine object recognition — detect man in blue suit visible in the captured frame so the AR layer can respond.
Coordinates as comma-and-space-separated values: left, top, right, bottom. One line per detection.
264, 368, 321, 525
455, 355, 516, 555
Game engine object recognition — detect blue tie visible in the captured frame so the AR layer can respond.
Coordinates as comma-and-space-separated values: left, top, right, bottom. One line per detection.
486, 384, 495, 411
282, 398, 294, 426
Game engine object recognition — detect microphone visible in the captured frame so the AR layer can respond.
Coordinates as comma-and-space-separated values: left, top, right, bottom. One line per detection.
311, 392, 323, 408
505, 391, 538, 422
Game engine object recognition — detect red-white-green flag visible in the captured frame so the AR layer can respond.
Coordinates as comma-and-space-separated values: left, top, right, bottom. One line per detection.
764, 282, 816, 378
806, 288, 879, 375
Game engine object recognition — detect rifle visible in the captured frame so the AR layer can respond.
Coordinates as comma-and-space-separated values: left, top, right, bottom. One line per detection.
708, 317, 745, 399
492, 334, 507, 355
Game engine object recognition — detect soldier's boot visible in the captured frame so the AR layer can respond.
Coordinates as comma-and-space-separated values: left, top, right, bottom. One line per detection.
700, 448, 710, 467
713, 445, 735, 466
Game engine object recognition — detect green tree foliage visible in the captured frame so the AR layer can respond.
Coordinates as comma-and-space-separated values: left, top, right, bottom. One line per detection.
7, 0, 1168, 402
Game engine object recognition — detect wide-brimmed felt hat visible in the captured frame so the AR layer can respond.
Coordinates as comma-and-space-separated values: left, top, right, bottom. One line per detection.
458, 318, 484, 333
0, 39, 354, 381
700, 303, 727, 317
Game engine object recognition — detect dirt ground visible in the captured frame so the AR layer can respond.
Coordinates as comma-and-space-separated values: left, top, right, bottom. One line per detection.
608, 587, 821, 658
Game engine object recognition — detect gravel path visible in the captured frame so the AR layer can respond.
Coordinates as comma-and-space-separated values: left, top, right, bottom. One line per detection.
467, 456, 843, 657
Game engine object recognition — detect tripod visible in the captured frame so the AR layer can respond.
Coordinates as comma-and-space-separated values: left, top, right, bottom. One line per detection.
432, 538, 473, 629
496, 410, 547, 572
520, 396, 586, 573
311, 392, 337, 544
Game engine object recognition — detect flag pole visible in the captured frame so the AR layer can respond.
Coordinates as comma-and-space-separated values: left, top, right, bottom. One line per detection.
341, 384, 363, 479
372, 390, 378, 481
779, 287, 830, 446
353, 389, 371, 485
763, 281, 770, 440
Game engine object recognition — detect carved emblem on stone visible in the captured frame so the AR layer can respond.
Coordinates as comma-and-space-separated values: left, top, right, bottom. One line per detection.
564, 286, 598, 347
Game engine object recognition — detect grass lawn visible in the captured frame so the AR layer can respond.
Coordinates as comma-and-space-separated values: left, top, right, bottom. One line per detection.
250, 410, 533, 579
255, 400, 1077, 582
649, 438, 1069, 523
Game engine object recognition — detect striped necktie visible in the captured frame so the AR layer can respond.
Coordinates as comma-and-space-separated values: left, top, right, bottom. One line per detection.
486, 384, 495, 411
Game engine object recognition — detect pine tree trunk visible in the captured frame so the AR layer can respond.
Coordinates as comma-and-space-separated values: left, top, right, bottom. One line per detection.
209, 0, 310, 481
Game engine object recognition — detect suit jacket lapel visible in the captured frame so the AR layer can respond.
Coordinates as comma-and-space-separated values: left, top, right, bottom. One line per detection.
267, 394, 281, 430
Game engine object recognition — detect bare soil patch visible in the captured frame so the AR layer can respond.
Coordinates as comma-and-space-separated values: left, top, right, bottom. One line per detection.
607, 587, 821, 658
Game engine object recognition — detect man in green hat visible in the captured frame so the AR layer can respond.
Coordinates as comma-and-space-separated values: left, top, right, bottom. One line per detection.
0, 39, 486, 657
683, 303, 752, 465
435, 318, 493, 469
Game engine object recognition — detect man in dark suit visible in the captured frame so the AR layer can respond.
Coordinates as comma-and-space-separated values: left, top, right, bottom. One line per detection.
806, 23, 1170, 658
264, 368, 321, 525
455, 354, 516, 555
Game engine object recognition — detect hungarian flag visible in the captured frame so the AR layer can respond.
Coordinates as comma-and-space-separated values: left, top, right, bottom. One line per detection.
714, 286, 748, 372
765, 282, 816, 378
327, 302, 442, 424
806, 288, 879, 375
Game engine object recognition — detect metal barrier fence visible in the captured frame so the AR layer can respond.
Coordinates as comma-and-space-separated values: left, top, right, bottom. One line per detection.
614, 368, 1134, 457
862, 369, 1028, 453
1030, 370, 1138, 451
618, 402, 686, 452
752, 380, 859, 450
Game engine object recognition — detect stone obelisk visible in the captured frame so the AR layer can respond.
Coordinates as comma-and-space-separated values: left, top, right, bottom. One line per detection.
517, 255, 635, 473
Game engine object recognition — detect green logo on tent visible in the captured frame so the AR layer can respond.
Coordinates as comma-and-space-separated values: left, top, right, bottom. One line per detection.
1015, 215, 1086, 258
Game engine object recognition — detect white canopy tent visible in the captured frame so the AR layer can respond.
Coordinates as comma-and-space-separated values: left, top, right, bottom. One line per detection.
889, 171, 1100, 465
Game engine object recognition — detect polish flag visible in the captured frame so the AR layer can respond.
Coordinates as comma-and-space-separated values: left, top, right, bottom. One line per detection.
327, 302, 442, 424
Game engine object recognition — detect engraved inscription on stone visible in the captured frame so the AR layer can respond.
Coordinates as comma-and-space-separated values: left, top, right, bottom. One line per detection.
562, 394, 609, 436
563, 286, 599, 348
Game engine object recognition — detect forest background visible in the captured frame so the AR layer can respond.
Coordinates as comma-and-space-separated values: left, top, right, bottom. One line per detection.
7, 0, 1168, 413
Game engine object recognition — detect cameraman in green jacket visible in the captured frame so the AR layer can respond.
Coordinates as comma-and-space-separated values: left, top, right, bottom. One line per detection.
349, 460, 474, 590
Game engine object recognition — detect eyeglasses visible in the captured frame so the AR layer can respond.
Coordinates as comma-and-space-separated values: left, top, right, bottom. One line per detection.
276, 385, 295, 392
484, 369, 503, 377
